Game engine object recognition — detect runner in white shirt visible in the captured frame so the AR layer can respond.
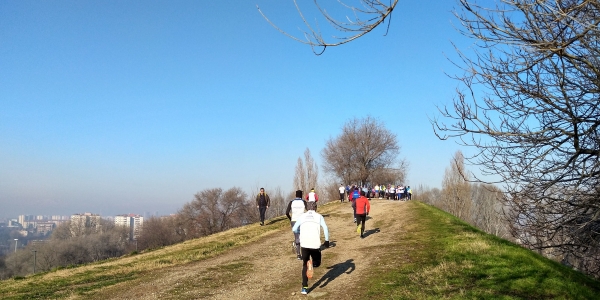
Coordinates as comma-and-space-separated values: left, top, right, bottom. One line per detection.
292, 202, 329, 295
338, 184, 346, 202
286, 190, 307, 260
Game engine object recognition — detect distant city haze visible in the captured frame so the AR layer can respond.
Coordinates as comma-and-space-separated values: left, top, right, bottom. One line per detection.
1, 2, 473, 220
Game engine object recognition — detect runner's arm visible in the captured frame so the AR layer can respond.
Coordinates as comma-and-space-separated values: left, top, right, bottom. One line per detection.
320, 216, 329, 241
285, 201, 292, 220
292, 218, 301, 234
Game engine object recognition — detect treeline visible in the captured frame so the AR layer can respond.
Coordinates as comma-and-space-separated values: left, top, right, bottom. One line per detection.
418, 151, 510, 240
418, 150, 600, 279
0, 186, 294, 280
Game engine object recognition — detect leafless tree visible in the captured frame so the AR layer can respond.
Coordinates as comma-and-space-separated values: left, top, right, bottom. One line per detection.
293, 148, 319, 195
322, 116, 401, 186
178, 187, 250, 237
137, 216, 185, 250
257, 0, 399, 54
293, 157, 306, 194
441, 150, 472, 222
266, 186, 288, 219
432, 0, 600, 277
419, 185, 442, 206
370, 160, 409, 186
471, 183, 510, 239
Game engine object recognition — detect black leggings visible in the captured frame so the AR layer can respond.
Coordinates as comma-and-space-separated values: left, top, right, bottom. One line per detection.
356, 214, 367, 235
301, 247, 322, 287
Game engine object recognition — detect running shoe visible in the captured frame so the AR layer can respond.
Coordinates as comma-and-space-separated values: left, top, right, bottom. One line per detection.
301, 287, 308, 295
306, 260, 313, 279
297, 255, 302, 260
357, 224, 362, 234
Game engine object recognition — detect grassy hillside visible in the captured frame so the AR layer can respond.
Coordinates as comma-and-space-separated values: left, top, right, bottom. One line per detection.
364, 201, 600, 299
1, 200, 599, 299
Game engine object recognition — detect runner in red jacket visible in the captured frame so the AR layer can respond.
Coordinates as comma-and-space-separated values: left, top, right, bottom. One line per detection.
353, 190, 371, 238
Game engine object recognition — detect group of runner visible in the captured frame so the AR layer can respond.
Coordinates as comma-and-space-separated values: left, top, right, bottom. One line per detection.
259, 185, 375, 295
339, 184, 412, 201
284, 187, 371, 295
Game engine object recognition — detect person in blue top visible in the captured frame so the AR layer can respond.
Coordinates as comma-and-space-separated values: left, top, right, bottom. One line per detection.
350, 187, 361, 223
292, 201, 330, 295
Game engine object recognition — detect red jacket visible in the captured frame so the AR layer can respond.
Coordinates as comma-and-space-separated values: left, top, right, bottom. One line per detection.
354, 196, 370, 215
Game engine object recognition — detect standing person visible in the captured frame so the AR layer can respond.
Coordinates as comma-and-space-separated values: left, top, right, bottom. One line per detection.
398, 185, 405, 200
374, 184, 380, 199
338, 184, 346, 202
255, 188, 270, 226
353, 190, 371, 238
292, 201, 330, 295
389, 185, 396, 200
286, 190, 307, 260
408, 186, 412, 200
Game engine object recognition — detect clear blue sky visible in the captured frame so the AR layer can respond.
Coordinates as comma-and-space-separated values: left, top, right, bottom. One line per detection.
1, 1, 477, 218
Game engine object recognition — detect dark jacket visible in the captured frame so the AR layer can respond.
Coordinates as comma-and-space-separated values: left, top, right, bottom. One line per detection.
256, 192, 271, 207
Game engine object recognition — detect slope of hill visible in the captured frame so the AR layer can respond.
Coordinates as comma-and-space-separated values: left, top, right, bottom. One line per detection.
1, 200, 599, 299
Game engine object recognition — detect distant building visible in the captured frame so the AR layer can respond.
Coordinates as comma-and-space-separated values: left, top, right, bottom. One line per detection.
114, 214, 144, 240
36, 222, 56, 235
70, 212, 102, 237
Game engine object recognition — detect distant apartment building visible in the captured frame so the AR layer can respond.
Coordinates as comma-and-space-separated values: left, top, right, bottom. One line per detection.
36, 222, 56, 235
114, 214, 144, 240
70, 212, 102, 237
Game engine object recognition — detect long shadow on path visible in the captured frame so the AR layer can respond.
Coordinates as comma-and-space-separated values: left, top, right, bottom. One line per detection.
362, 227, 381, 238
310, 259, 356, 291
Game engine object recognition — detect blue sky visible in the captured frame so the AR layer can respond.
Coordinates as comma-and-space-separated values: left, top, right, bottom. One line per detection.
1, 1, 478, 218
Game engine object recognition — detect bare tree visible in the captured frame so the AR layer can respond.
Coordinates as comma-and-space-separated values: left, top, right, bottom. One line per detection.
293, 157, 306, 193
323, 116, 401, 186
432, 0, 600, 277
471, 183, 510, 239
257, 0, 399, 54
293, 148, 319, 194
178, 187, 250, 237
266, 186, 288, 219
441, 150, 472, 222
137, 216, 185, 250
370, 160, 409, 186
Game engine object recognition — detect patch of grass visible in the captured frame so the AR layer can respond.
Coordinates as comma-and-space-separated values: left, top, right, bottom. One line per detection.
364, 201, 600, 299
159, 261, 254, 299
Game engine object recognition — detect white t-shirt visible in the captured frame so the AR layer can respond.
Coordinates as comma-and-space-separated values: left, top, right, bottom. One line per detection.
292, 210, 329, 249
289, 199, 306, 222
339, 186, 345, 194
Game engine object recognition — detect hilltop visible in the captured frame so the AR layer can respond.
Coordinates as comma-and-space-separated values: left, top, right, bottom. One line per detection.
1, 200, 600, 299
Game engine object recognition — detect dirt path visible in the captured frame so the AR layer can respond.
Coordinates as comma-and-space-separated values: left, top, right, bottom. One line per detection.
93, 199, 410, 299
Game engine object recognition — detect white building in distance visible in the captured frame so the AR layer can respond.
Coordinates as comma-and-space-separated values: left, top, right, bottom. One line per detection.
114, 214, 144, 240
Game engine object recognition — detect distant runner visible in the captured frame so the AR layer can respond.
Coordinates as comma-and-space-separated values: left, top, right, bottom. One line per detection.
292, 201, 330, 295
286, 190, 307, 260
353, 190, 371, 239
305, 188, 319, 211
339, 184, 345, 202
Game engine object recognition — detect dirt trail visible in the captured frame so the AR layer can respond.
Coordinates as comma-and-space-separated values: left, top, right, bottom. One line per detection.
94, 199, 410, 299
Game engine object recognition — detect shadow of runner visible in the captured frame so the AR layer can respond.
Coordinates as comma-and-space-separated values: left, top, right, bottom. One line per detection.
362, 227, 380, 238
309, 259, 356, 291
